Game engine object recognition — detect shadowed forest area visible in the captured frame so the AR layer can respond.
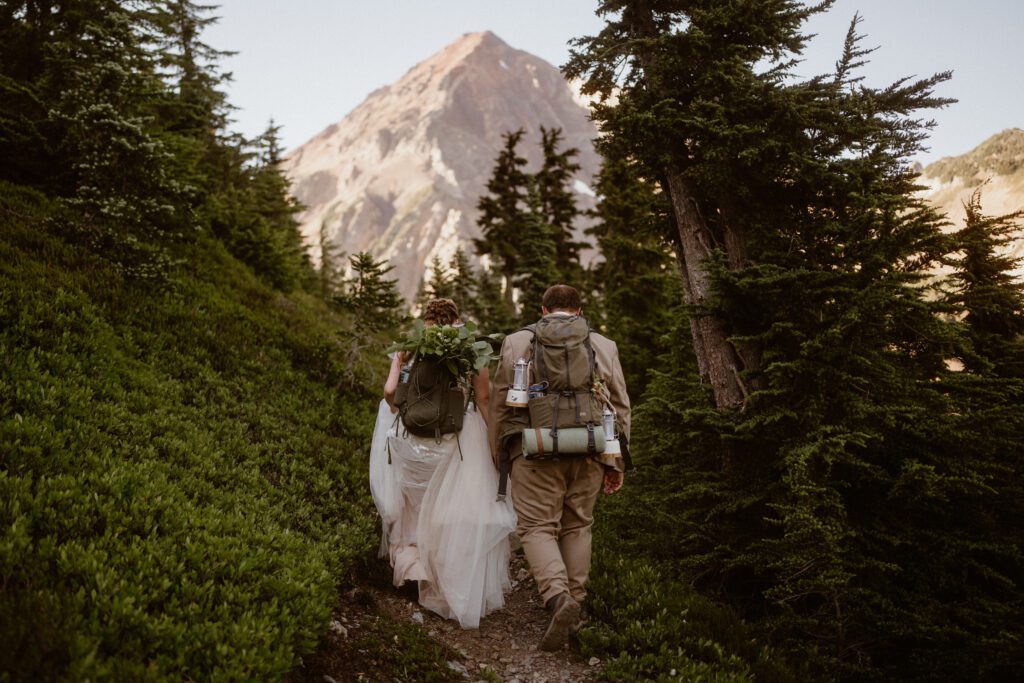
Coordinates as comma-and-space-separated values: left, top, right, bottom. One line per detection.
2, 1, 1023, 681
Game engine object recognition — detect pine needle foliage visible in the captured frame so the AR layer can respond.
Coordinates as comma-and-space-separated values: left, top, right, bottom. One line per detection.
536, 125, 586, 283
0, 0, 312, 289
586, 148, 683, 397
942, 189, 1024, 377
567, 1, 1023, 678
475, 127, 588, 322
475, 128, 530, 308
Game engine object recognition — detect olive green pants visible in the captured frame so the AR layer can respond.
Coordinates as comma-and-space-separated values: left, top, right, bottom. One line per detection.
510, 455, 605, 604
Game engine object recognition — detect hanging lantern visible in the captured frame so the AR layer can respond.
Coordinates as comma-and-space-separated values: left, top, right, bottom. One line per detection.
506, 358, 530, 407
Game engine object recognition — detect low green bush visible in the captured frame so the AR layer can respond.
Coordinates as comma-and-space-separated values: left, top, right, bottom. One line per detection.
0, 189, 385, 680
579, 547, 800, 683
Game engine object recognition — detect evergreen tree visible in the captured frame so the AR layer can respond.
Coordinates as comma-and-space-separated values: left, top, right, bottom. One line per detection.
535, 126, 585, 282
514, 185, 559, 325
475, 129, 530, 309
0, 1, 72, 189
0, 1, 314, 290
473, 264, 518, 333
0, 1, 188, 255
418, 255, 455, 307
143, 0, 232, 136
448, 248, 479, 319
943, 189, 1024, 377
338, 252, 405, 332
1, 1, 168, 202
253, 120, 309, 285
141, 0, 235, 220
209, 122, 309, 291
316, 221, 344, 300
568, 2, 1022, 678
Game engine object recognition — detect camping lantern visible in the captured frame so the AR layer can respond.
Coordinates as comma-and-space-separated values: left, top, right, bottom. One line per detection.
602, 406, 621, 455
506, 358, 530, 407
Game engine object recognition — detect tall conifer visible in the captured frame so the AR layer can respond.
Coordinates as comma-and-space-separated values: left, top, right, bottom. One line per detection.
475, 129, 530, 309
535, 126, 585, 282
339, 252, 405, 332
514, 186, 559, 324
419, 255, 454, 306
943, 190, 1024, 376
448, 249, 478, 319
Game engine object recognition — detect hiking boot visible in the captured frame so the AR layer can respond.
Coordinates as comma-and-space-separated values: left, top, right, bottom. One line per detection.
539, 592, 580, 651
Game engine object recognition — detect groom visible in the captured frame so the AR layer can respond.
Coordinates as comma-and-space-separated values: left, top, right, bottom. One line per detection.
491, 284, 630, 651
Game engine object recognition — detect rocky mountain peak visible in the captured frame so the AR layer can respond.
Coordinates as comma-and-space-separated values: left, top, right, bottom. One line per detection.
283, 32, 600, 301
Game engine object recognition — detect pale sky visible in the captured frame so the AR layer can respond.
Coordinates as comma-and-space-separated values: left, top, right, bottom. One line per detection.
205, 0, 1024, 165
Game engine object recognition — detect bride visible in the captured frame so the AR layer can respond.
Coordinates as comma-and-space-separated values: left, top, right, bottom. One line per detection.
368, 298, 516, 629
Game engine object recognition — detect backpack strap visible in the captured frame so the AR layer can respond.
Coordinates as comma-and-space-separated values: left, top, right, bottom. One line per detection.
621, 433, 635, 472
550, 395, 560, 456
387, 412, 401, 464
496, 439, 512, 502
582, 327, 597, 385
532, 330, 547, 385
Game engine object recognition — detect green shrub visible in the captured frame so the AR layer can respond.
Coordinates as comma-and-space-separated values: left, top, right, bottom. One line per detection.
579, 548, 799, 683
0, 191, 385, 680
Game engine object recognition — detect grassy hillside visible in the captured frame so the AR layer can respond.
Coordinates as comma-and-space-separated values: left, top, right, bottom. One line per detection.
0, 183, 387, 680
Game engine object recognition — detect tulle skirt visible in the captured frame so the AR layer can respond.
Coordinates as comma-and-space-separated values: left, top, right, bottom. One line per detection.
368, 399, 516, 629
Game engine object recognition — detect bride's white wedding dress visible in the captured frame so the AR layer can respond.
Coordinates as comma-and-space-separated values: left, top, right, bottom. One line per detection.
368, 398, 516, 628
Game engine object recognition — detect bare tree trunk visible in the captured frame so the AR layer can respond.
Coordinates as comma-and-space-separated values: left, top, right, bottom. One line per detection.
661, 184, 711, 384
673, 243, 711, 382
665, 170, 746, 410
503, 272, 515, 309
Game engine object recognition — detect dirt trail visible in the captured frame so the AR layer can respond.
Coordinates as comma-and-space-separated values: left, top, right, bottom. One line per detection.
299, 553, 603, 683
374, 554, 602, 683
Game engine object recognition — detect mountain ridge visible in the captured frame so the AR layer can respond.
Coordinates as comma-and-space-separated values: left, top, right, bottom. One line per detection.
283, 31, 600, 300
918, 128, 1024, 275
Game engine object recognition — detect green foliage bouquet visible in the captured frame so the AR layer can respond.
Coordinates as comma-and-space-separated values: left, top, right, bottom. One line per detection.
387, 321, 504, 377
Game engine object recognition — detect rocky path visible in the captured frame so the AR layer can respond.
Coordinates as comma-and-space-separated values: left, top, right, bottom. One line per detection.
298, 553, 603, 683
376, 554, 601, 683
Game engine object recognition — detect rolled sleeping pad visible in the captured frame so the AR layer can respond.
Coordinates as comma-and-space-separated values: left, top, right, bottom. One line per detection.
522, 426, 607, 457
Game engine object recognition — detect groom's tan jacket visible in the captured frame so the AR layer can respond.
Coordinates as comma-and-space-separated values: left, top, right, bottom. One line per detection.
489, 317, 631, 472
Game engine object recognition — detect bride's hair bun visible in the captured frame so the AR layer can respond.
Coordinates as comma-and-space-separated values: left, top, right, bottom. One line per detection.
423, 298, 459, 325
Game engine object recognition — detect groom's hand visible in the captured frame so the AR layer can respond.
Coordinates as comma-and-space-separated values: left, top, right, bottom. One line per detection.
602, 469, 624, 495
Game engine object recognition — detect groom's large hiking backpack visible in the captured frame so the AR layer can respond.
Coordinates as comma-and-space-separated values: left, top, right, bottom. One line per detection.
393, 355, 466, 440
495, 314, 605, 501
521, 314, 605, 458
